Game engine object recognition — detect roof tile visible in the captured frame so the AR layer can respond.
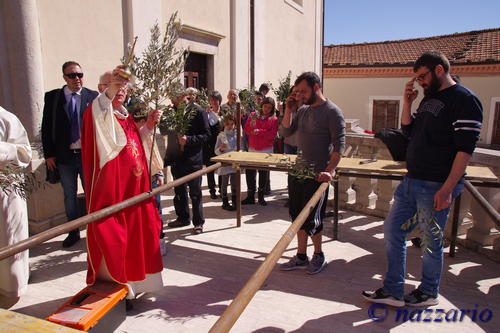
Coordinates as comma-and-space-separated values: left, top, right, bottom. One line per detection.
324, 28, 500, 67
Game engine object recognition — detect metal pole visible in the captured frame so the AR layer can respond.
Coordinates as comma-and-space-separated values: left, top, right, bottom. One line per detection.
464, 180, 500, 227
449, 193, 461, 257
0, 163, 222, 261
209, 182, 330, 333
236, 102, 242, 227
333, 175, 339, 240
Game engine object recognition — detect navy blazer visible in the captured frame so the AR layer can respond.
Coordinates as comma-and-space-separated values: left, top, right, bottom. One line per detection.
41, 86, 98, 163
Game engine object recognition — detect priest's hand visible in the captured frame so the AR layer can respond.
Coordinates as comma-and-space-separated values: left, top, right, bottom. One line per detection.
146, 109, 162, 130
105, 65, 130, 100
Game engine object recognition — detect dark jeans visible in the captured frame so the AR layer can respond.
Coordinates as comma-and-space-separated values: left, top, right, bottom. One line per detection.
206, 171, 219, 194
220, 173, 237, 198
151, 178, 162, 216
57, 153, 84, 223
284, 143, 298, 155
245, 169, 269, 194
171, 164, 204, 226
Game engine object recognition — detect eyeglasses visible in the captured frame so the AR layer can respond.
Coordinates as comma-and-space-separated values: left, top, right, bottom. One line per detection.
65, 72, 84, 79
415, 70, 431, 82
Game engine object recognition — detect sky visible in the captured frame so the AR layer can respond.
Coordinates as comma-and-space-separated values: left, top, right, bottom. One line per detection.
324, 0, 500, 45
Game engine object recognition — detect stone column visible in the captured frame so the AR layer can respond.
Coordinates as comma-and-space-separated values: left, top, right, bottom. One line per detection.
338, 176, 355, 209
351, 177, 377, 212
373, 179, 398, 217
0, 0, 44, 141
466, 187, 500, 246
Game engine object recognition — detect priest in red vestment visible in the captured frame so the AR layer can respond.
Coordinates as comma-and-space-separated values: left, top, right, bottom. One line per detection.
81, 67, 164, 298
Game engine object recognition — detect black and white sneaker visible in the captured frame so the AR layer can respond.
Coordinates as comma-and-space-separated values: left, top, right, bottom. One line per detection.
404, 289, 438, 307
362, 288, 405, 307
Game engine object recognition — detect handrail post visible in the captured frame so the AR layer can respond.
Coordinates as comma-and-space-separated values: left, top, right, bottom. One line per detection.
333, 175, 339, 240
449, 193, 462, 257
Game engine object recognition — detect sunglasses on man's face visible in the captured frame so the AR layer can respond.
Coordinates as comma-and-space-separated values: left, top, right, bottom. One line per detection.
65, 72, 84, 79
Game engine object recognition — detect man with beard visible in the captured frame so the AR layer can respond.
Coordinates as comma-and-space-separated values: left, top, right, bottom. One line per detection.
363, 51, 483, 307
279, 72, 345, 275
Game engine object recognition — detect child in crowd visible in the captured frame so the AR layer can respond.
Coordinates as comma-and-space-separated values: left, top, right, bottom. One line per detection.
214, 115, 238, 211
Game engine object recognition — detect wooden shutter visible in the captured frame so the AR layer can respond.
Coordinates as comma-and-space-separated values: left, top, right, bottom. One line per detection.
492, 102, 500, 146
372, 100, 400, 133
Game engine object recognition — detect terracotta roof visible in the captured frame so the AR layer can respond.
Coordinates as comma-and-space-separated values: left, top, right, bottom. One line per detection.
324, 28, 500, 67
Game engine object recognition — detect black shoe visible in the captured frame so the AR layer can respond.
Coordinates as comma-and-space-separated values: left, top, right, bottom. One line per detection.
62, 231, 80, 248
210, 192, 218, 199
241, 195, 255, 205
167, 219, 190, 228
258, 193, 267, 206
222, 197, 234, 211
362, 288, 404, 307
125, 299, 134, 311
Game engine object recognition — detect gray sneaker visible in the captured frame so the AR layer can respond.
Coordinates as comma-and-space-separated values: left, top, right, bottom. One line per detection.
306, 253, 327, 275
280, 255, 309, 271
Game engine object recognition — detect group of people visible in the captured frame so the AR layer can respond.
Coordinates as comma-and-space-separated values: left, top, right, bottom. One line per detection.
1, 50, 483, 312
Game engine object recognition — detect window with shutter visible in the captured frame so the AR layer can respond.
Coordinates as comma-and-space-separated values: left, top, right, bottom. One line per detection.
372, 100, 400, 133
492, 102, 500, 146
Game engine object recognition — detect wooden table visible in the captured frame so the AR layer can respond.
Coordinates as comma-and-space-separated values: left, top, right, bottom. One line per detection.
212, 152, 498, 256
0, 309, 82, 333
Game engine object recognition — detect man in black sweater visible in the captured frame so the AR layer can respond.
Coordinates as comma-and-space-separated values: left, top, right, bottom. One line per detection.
363, 51, 483, 307
166, 90, 210, 234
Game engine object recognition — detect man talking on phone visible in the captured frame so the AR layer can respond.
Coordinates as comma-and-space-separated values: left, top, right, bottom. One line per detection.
363, 51, 483, 307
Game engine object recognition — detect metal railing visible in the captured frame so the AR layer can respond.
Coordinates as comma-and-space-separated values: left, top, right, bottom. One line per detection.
209, 182, 330, 333
0, 163, 222, 261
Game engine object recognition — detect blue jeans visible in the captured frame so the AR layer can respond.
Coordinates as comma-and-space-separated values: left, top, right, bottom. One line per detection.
383, 176, 463, 298
57, 154, 84, 222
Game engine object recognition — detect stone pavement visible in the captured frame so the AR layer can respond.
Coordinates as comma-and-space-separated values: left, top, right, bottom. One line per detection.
2, 171, 499, 332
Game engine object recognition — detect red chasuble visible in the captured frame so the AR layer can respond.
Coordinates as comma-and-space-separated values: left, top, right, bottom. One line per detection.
81, 105, 163, 285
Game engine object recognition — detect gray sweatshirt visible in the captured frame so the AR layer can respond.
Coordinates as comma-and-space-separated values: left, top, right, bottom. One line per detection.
279, 100, 346, 173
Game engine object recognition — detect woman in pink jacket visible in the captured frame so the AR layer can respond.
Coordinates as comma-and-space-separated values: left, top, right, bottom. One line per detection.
241, 97, 279, 206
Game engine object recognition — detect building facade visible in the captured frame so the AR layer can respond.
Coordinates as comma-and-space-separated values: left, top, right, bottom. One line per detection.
0, 0, 323, 233
323, 28, 500, 148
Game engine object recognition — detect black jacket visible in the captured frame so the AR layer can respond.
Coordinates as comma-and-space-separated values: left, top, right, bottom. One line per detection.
203, 114, 221, 165
41, 86, 98, 163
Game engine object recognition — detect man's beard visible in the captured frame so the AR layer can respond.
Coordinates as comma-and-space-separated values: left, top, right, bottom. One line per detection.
304, 93, 316, 105
423, 72, 441, 96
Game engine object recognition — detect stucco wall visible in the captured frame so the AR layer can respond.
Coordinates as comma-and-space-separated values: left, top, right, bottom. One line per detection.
38, 0, 124, 92
258, 0, 321, 96
324, 75, 500, 144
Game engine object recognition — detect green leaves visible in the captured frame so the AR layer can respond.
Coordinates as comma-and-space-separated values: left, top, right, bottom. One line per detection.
400, 207, 443, 254
238, 88, 258, 116
273, 71, 293, 104
0, 165, 39, 200
159, 100, 197, 136
196, 88, 210, 111
277, 153, 317, 183
127, 12, 185, 112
